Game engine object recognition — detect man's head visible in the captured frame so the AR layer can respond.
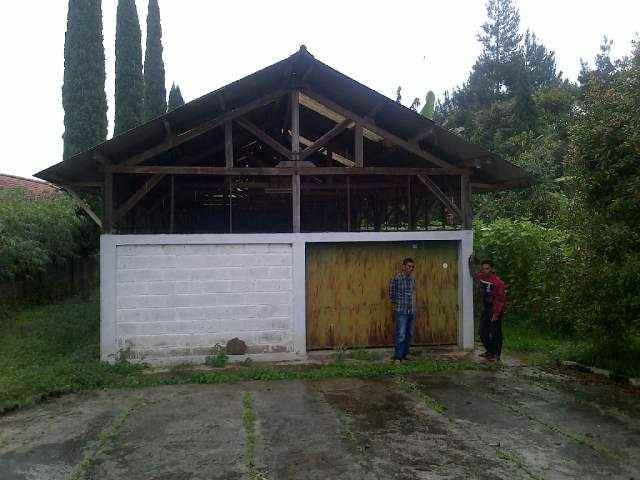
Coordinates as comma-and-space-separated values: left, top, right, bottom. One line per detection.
402, 257, 415, 275
480, 259, 494, 275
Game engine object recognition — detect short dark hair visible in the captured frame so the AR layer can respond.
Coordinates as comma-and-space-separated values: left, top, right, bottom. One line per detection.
403, 258, 415, 265
480, 259, 494, 267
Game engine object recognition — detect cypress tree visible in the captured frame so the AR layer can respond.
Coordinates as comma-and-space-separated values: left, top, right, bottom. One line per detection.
114, 0, 143, 136
62, 0, 108, 159
167, 83, 185, 112
143, 0, 166, 120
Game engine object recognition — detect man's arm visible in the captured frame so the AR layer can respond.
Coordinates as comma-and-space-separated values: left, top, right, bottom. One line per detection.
389, 276, 397, 305
491, 277, 507, 318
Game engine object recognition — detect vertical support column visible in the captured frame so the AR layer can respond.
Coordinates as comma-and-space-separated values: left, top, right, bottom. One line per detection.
170, 175, 175, 233
347, 176, 351, 231
225, 121, 233, 168
355, 123, 364, 167
408, 176, 415, 231
291, 90, 300, 162
292, 239, 307, 355
104, 172, 114, 233
100, 235, 118, 362
461, 174, 472, 229
291, 90, 301, 232
228, 176, 233, 233
292, 174, 301, 233
458, 231, 475, 349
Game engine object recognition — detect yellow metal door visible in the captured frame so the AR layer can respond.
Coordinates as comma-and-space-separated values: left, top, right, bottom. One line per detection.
306, 241, 458, 350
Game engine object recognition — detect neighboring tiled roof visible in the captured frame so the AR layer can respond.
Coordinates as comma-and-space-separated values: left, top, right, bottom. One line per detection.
0, 174, 59, 198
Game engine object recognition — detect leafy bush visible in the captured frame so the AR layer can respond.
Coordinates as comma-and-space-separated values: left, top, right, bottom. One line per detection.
473, 218, 575, 330
0, 188, 84, 280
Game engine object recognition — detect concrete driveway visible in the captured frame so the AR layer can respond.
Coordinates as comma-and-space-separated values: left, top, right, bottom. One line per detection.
1, 363, 639, 479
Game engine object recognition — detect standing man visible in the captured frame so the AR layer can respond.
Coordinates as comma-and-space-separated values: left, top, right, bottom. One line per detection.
389, 258, 416, 363
474, 259, 507, 361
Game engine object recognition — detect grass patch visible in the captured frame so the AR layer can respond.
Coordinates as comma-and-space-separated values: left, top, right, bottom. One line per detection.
0, 292, 145, 414
502, 313, 640, 378
67, 397, 144, 480
395, 377, 446, 414
242, 392, 267, 480
0, 293, 479, 415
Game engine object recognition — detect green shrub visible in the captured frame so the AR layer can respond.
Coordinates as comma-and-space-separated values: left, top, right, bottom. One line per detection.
473, 218, 575, 330
0, 188, 84, 280
204, 344, 229, 368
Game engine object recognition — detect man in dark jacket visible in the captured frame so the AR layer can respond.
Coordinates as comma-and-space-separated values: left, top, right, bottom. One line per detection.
474, 259, 507, 361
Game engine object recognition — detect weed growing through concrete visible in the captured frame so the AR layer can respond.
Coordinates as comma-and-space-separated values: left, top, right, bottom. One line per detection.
465, 383, 623, 460
496, 447, 546, 480
67, 396, 145, 480
395, 377, 446, 414
242, 392, 268, 480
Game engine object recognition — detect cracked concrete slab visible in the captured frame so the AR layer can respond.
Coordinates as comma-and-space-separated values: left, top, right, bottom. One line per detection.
0, 365, 638, 480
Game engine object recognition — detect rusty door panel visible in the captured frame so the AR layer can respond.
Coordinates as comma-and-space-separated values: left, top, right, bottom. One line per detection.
306, 241, 458, 350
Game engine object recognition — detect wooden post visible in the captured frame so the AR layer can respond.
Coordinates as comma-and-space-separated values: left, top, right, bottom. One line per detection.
225, 121, 233, 168
408, 176, 415, 231
460, 174, 472, 229
292, 174, 301, 233
291, 90, 301, 232
347, 176, 351, 231
170, 175, 175, 233
355, 123, 364, 168
291, 90, 300, 162
104, 172, 113, 233
228, 176, 233, 233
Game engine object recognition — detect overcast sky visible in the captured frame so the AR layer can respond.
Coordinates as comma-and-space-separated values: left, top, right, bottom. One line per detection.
1, 1, 638, 179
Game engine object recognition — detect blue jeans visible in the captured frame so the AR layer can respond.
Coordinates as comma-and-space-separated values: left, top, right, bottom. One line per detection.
394, 311, 415, 360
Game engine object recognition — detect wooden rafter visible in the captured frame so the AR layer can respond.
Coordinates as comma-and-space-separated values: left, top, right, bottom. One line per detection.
61, 186, 102, 229
300, 118, 354, 161
235, 118, 293, 161
301, 88, 468, 174
123, 90, 287, 166
113, 174, 166, 223
416, 174, 462, 221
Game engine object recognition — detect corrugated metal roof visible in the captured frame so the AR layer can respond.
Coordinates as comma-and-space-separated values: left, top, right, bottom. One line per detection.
35, 47, 531, 188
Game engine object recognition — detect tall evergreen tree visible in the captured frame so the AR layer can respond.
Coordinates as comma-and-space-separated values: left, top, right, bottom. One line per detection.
477, 0, 523, 96
420, 91, 436, 119
143, 0, 166, 120
114, 0, 143, 135
62, 0, 108, 159
167, 83, 185, 112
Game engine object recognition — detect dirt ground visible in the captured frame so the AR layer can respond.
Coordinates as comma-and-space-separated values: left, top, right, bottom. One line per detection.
1, 359, 639, 480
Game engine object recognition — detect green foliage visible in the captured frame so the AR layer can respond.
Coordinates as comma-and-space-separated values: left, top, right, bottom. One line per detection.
0, 293, 144, 413
167, 82, 185, 112
204, 344, 229, 367
62, 0, 108, 159
473, 218, 574, 329
143, 0, 167, 121
0, 189, 84, 280
565, 46, 640, 343
114, 0, 144, 136
420, 91, 435, 120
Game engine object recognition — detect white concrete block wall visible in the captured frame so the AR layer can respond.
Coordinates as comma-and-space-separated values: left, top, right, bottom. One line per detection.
101, 231, 473, 364
112, 243, 295, 362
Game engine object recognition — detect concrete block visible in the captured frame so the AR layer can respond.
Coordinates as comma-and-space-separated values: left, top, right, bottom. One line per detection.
146, 282, 175, 295
174, 307, 206, 321
118, 295, 171, 309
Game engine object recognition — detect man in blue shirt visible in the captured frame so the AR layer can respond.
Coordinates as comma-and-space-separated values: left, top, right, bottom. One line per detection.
389, 258, 416, 363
